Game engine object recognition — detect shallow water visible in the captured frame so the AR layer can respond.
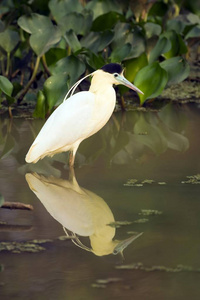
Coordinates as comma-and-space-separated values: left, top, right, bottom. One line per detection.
0, 103, 200, 299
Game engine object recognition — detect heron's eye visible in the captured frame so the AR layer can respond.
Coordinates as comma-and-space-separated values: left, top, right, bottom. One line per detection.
113, 73, 119, 78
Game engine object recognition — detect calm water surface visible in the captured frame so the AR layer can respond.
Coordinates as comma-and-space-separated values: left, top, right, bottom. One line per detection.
0, 103, 200, 299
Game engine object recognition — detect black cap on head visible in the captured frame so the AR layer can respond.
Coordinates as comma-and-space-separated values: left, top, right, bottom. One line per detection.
101, 63, 123, 74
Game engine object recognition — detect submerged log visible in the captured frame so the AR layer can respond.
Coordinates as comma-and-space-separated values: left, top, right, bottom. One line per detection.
1, 202, 33, 211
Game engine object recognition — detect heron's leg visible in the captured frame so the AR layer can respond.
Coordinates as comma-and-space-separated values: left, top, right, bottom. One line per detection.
69, 151, 75, 167
68, 143, 80, 167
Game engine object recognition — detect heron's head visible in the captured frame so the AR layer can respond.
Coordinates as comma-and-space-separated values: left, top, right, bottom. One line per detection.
96, 63, 144, 95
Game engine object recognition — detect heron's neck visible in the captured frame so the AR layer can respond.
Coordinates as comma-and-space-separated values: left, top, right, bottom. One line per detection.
89, 73, 115, 94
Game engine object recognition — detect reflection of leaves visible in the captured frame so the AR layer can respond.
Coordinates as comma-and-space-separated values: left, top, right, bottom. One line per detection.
0, 193, 4, 207
0, 134, 15, 159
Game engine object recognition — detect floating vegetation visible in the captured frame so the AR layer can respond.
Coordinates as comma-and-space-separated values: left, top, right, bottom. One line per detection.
0, 241, 46, 253
139, 209, 163, 216
116, 262, 200, 273
134, 218, 149, 223
124, 179, 166, 187
108, 221, 133, 228
92, 278, 122, 289
181, 174, 200, 184
0, 235, 71, 254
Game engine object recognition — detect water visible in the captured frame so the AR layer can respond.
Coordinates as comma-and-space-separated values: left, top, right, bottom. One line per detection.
0, 103, 200, 299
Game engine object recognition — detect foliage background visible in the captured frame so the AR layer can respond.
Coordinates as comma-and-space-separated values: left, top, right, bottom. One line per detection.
0, 0, 199, 117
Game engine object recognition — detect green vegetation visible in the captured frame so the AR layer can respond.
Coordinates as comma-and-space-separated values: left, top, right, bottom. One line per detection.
0, 0, 199, 116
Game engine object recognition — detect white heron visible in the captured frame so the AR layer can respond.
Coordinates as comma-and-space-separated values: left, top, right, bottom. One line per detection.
25, 63, 143, 166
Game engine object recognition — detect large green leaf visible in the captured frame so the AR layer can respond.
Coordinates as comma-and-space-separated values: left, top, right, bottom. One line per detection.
160, 56, 190, 85
161, 31, 187, 59
45, 48, 68, 66
144, 22, 162, 39
86, 0, 122, 19
44, 73, 69, 110
166, 19, 186, 34
64, 30, 82, 53
124, 53, 148, 83
49, 0, 83, 22
134, 62, 168, 105
18, 14, 61, 56
0, 76, 13, 96
92, 12, 124, 32
185, 24, 200, 39
18, 14, 51, 34
0, 29, 19, 53
126, 26, 145, 59
84, 51, 105, 70
149, 37, 171, 64
49, 55, 85, 86
110, 43, 131, 63
81, 30, 114, 53
58, 10, 93, 35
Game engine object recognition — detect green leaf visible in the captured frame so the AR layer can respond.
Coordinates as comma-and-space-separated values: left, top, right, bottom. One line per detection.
186, 13, 200, 25
149, 37, 171, 64
124, 53, 148, 83
92, 12, 124, 32
126, 26, 145, 59
45, 48, 68, 67
33, 91, 46, 119
81, 30, 114, 53
148, 1, 168, 17
110, 43, 131, 63
18, 14, 52, 34
0, 76, 13, 96
85, 51, 105, 70
144, 22, 162, 39
49, 55, 85, 86
58, 10, 93, 35
18, 14, 61, 56
161, 31, 187, 59
64, 30, 82, 53
134, 62, 168, 105
0, 29, 19, 53
160, 56, 190, 85
185, 25, 200, 39
44, 73, 69, 110
86, 0, 122, 19
166, 19, 186, 34
49, 0, 83, 22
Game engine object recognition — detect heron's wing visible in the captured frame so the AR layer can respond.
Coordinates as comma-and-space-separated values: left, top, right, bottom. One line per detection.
26, 91, 95, 162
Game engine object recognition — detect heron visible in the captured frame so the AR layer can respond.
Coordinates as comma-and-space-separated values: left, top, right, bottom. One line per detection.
25, 63, 143, 166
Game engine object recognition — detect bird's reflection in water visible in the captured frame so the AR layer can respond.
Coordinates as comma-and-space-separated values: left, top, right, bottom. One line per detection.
25, 170, 142, 257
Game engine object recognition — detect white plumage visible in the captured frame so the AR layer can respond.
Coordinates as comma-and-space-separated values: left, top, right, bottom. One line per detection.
25, 63, 143, 166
